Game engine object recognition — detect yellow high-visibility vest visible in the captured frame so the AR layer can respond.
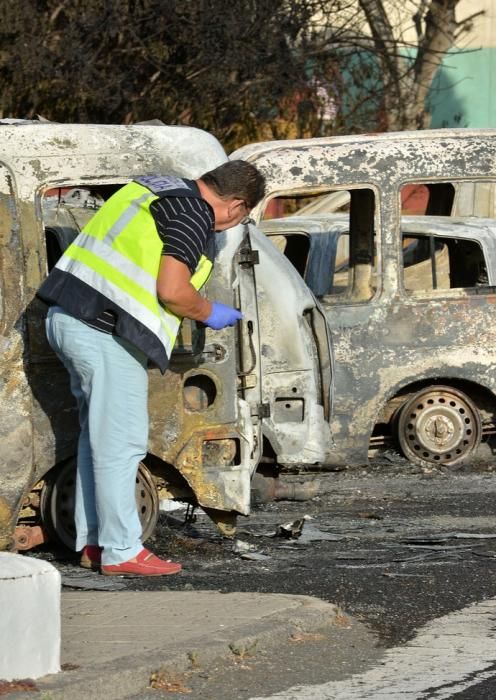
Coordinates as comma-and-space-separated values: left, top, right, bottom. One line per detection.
48, 176, 213, 371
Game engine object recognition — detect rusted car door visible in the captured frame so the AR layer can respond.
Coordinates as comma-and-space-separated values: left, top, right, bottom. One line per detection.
232, 220, 334, 471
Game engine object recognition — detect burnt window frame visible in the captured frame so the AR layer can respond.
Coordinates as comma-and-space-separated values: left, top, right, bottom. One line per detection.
400, 232, 490, 294
397, 178, 496, 297
261, 184, 380, 305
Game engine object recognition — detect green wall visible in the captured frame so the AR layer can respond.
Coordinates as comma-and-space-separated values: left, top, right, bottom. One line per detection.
429, 47, 496, 128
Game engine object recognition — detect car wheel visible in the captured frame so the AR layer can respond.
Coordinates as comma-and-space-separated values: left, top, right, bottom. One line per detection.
396, 385, 481, 468
40, 459, 159, 550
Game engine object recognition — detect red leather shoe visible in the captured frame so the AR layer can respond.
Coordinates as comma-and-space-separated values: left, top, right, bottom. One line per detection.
101, 548, 182, 577
80, 545, 102, 571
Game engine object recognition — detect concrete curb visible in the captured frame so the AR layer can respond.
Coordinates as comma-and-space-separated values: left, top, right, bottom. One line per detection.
13, 594, 339, 700
0, 553, 60, 681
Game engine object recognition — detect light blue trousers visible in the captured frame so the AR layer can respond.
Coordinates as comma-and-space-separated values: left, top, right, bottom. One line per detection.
46, 306, 148, 565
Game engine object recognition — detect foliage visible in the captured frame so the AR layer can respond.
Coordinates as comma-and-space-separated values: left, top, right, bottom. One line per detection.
0, 0, 473, 148
0, 0, 323, 149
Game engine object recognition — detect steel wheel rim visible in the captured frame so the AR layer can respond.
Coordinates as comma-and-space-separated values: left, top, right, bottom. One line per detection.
135, 462, 159, 543
41, 460, 159, 549
397, 386, 481, 467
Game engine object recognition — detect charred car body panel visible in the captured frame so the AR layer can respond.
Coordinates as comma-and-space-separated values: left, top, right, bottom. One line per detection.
0, 123, 265, 548
232, 129, 496, 472
260, 212, 496, 465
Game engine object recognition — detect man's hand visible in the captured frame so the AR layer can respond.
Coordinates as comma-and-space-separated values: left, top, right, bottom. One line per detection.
204, 302, 243, 330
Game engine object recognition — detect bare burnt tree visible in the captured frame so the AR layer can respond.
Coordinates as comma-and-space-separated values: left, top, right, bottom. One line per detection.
350, 0, 482, 130
291, 0, 484, 133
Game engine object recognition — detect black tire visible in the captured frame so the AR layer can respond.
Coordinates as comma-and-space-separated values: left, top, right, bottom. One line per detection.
40, 459, 159, 550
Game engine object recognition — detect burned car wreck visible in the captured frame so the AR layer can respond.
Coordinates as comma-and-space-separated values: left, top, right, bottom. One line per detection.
2, 124, 496, 552
261, 211, 496, 464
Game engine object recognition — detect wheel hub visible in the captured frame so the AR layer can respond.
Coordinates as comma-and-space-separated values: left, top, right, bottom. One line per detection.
417, 408, 464, 451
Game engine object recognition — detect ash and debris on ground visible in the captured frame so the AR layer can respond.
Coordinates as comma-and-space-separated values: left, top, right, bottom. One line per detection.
28, 450, 496, 645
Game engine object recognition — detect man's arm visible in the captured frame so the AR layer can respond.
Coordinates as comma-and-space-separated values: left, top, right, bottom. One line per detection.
157, 255, 212, 321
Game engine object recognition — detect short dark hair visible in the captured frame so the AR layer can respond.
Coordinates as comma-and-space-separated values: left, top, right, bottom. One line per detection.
200, 160, 266, 210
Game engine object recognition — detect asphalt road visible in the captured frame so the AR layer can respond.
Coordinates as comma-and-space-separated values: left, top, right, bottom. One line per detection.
34, 453, 496, 698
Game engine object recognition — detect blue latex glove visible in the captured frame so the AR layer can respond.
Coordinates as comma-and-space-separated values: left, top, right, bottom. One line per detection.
204, 302, 243, 330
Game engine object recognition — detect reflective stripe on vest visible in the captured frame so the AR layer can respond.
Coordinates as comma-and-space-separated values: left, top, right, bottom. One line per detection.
54, 180, 213, 359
